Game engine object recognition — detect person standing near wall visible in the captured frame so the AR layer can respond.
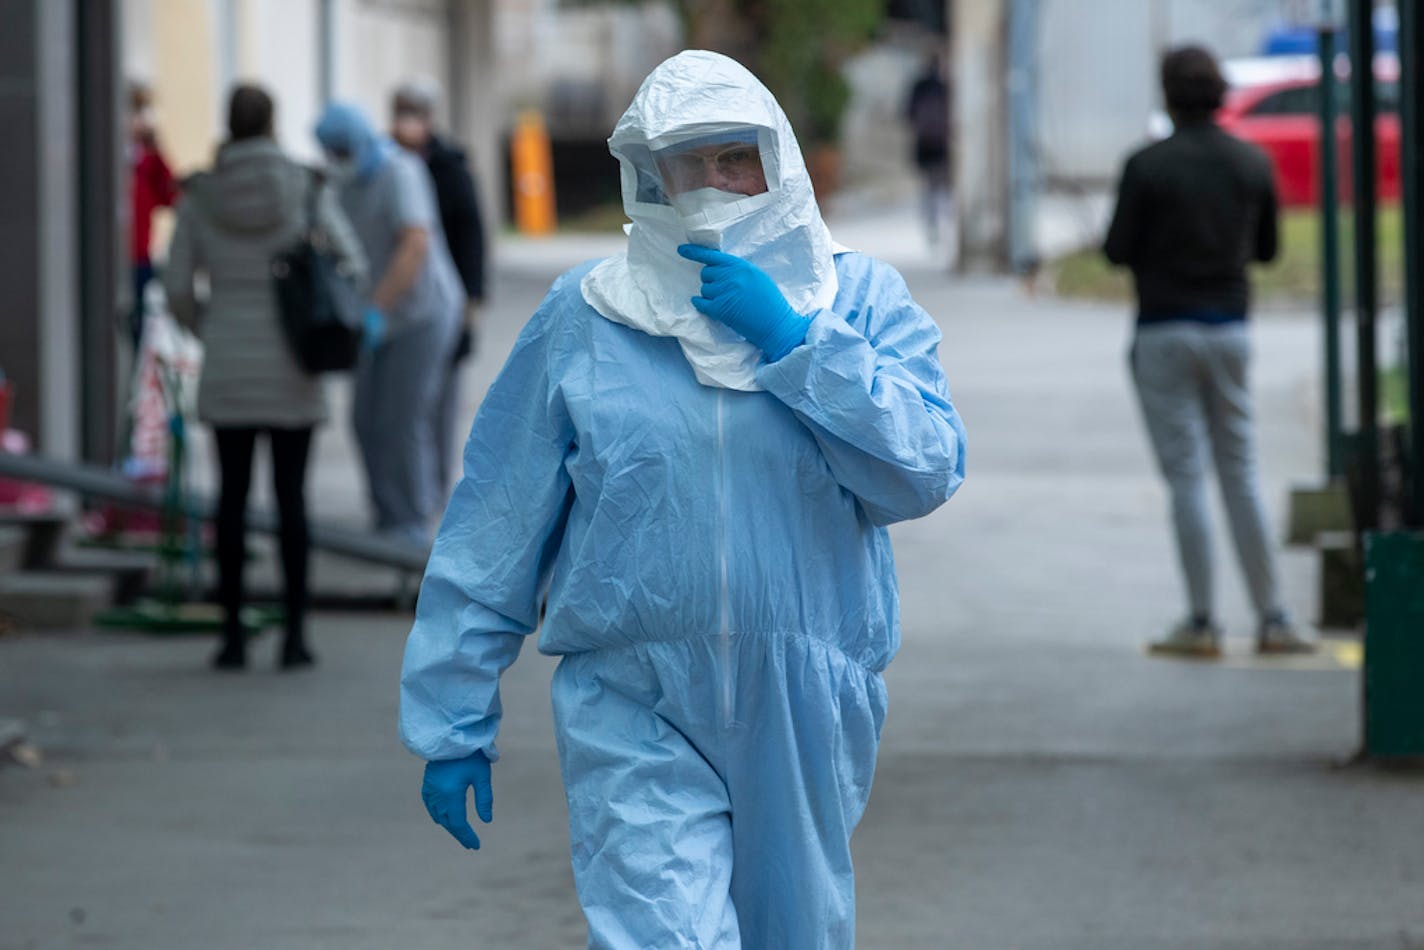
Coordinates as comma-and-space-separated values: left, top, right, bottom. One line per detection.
1104, 46, 1314, 658
129, 80, 178, 351
164, 85, 368, 671
390, 79, 488, 498
315, 102, 463, 545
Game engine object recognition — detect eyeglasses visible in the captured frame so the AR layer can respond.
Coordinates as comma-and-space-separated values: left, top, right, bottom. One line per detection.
656, 144, 763, 191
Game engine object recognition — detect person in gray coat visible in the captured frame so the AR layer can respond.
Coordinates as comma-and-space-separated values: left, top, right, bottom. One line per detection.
164, 84, 367, 671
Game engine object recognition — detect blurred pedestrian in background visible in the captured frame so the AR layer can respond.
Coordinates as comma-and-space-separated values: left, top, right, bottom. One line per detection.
128, 79, 178, 351
401, 50, 965, 948
164, 84, 367, 671
390, 78, 488, 498
314, 102, 463, 545
1104, 46, 1313, 658
905, 53, 954, 261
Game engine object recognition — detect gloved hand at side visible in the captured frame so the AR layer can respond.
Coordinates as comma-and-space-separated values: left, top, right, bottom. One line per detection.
421, 751, 493, 850
678, 244, 812, 361
362, 306, 387, 352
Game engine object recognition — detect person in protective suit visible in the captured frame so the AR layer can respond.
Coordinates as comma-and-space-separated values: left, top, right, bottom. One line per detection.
400, 51, 966, 948
314, 102, 463, 545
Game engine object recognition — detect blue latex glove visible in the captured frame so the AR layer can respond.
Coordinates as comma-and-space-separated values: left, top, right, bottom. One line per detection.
421, 751, 493, 850
362, 306, 387, 352
677, 245, 812, 362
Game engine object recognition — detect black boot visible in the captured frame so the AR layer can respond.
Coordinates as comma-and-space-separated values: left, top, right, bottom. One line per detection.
279, 635, 316, 670
211, 634, 247, 671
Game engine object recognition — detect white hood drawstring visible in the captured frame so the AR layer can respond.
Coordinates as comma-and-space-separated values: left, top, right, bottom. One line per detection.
580, 50, 839, 392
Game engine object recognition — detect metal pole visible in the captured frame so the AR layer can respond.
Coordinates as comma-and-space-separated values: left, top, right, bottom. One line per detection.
318, 0, 335, 104
1007, 0, 1040, 275
1401, 0, 1424, 526
75, 0, 122, 466
1319, 25, 1345, 480
1349, 0, 1380, 530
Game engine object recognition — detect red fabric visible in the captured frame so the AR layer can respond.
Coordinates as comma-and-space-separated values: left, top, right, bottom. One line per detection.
130, 145, 177, 264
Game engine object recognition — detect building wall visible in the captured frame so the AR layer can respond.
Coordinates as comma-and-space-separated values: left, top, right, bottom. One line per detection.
0, 0, 44, 445
0, 0, 82, 460
959, 0, 1322, 267
123, 0, 223, 175
1037, 0, 1306, 186
120, 0, 499, 245
336, 0, 451, 134
242, 0, 323, 163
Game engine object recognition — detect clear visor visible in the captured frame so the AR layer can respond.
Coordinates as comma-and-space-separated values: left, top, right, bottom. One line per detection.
619, 129, 770, 206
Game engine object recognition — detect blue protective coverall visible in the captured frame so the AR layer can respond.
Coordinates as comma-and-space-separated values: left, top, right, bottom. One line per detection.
400, 50, 966, 949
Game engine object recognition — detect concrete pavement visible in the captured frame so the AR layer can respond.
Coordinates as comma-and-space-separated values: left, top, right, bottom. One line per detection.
2, 206, 1422, 949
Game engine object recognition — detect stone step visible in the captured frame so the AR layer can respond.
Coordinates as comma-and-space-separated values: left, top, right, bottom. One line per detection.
0, 717, 24, 751
0, 525, 25, 573
53, 547, 160, 606
0, 510, 69, 568
0, 570, 115, 630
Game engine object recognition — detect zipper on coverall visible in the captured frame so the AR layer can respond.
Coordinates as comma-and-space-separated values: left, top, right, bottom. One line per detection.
716, 389, 736, 728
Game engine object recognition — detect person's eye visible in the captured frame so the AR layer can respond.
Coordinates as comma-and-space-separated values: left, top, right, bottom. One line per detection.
719, 149, 758, 173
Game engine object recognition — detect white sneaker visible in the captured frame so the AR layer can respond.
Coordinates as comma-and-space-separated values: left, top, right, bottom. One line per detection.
1149, 619, 1223, 659
1257, 616, 1316, 655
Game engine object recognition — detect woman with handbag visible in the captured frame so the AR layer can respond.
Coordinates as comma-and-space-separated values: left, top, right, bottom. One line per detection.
164, 84, 367, 671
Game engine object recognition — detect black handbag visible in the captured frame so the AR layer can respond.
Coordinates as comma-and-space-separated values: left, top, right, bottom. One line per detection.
271, 171, 364, 373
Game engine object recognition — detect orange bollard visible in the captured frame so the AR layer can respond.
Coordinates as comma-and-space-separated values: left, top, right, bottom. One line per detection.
511, 110, 557, 236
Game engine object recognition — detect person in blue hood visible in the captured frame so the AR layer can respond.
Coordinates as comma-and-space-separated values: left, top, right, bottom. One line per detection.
314, 102, 463, 543
400, 51, 966, 948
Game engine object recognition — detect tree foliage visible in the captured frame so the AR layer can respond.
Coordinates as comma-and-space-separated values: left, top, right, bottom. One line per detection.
568, 0, 884, 146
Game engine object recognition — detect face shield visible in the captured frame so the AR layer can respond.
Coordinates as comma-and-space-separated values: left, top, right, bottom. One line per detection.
581, 50, 839, 392
616, 127, 777, 222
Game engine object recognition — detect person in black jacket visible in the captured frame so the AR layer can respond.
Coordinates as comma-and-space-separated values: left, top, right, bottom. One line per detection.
392, 79, 487, 498
904, 54, 954, 256
1105, 45, 1313, 658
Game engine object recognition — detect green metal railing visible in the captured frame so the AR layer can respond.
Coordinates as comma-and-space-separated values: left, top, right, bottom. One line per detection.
1318, 25, 1346, 481
1347, 0, 1380, 531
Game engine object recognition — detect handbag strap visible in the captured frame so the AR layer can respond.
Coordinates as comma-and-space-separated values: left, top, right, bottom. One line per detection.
304, 169, 323, 239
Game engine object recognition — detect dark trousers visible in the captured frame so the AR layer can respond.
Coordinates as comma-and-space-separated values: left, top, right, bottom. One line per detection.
131, 260, 155, 352
214, 426, 314, 645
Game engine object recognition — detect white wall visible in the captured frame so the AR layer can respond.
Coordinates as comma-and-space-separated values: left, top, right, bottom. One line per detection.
242, 0, 322, 161
1029, 0, 1317, 258
1037, 0, 1309, 186
337, 0, 451, 130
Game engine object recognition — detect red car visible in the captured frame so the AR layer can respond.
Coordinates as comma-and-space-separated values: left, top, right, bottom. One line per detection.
1215, 54, 1401, 208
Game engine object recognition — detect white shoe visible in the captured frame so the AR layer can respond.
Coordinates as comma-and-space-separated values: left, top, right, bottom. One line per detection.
1149, 618, 1223, 659
1257, 616, 1316, 655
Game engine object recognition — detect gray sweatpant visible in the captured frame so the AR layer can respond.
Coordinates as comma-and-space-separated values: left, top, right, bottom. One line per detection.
1130, 321, 1283, 621
352, 314, 459, 537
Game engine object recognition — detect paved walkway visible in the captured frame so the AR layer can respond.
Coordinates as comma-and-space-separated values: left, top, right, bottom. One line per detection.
3, 205, 1422, 949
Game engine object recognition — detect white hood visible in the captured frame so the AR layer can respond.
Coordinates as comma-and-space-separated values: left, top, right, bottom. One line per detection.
580, 50, 839, 392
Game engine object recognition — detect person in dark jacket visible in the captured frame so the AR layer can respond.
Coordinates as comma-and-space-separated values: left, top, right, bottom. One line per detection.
391, 79, 487, 498
904, 54, 953, 254
1105, 46, 1312, 658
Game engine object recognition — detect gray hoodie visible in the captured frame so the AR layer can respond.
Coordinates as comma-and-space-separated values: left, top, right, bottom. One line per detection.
163, 138, 367, 428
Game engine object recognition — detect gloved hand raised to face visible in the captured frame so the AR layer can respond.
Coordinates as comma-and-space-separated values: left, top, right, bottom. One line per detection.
677, 244, 812, 362
421, 751, 493, 850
